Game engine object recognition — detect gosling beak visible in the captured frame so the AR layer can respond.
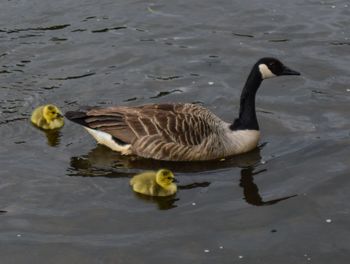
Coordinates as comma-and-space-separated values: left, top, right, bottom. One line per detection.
281, 66, 300, 76
172, 178, 179, 183
56, 113, 64, 118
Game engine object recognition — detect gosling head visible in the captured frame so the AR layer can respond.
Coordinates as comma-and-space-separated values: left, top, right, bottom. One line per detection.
43, 104, 63, 123
155, 169, 177, 189
257, 57, 300, 80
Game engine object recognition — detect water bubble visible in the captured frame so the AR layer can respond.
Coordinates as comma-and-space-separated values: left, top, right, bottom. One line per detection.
192, 202, 196, 206
204, 249, 210, 253
326, 219, 332, 223
208, 82, 214, 85
238, 255, 244, 259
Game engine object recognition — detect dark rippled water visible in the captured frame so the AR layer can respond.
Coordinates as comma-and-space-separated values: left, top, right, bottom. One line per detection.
1, 0, 350, 263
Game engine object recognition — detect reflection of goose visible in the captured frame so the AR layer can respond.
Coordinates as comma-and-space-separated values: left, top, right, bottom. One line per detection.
67, 143, 264, 177
67, 145, 294, 208
239, 167, 297, 206
66, 58, 300, 161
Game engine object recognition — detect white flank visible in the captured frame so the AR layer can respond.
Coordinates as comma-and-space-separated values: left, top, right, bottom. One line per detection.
258, 64, 276, 79
85, 128, 132, 155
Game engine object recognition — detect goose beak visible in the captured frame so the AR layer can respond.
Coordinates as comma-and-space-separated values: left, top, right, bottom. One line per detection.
281, 66, 300, 76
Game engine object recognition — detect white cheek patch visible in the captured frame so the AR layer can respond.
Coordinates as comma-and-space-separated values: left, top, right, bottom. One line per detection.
259, 64, 276, 79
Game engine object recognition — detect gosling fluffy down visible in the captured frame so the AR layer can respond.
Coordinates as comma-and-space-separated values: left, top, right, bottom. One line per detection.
130, 169, 177, 197
31, 104, 64, 130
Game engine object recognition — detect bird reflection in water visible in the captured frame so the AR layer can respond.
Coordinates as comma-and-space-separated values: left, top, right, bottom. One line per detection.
240, 167, 297, 206
44, 129, 61, 147
31, 124, 62, 147
68, 144, 263, 175
68, 144, 296, 209
133, 193, 179, 210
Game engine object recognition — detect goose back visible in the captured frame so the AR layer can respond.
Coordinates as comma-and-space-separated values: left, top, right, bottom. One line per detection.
66, 103, 244, 161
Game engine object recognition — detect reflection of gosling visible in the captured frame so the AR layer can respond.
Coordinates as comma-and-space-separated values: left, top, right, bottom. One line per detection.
130, 169, 177, 197
31, 104, 64, 130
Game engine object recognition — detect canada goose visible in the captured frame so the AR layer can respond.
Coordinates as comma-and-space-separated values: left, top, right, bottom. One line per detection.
130, 169, 177, 196
66, 57, 300, 161
31, 104, 64, 130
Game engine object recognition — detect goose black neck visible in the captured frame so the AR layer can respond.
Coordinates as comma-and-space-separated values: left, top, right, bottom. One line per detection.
230, 66, 262, 131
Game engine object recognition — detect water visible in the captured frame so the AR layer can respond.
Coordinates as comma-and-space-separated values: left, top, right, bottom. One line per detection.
1, 0, 350, 263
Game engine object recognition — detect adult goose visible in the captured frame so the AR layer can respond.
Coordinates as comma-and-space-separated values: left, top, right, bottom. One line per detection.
66, 58, 300, 161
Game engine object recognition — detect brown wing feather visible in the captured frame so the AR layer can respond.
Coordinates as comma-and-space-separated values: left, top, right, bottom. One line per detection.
69, 103, 220, 148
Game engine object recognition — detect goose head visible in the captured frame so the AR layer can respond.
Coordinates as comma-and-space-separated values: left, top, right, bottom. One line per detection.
155, 169, 177, 189
256, 57, 300, 80
43, 104, 64, 123
231, 57, 300, 131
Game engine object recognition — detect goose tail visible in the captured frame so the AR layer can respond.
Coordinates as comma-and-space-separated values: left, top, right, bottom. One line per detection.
65, 107, 94, 127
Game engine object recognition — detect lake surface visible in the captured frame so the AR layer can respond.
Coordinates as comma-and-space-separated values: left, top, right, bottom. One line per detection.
1, 0, 350, 263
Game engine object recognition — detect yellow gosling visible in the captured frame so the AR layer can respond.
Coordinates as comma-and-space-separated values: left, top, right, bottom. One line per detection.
130, 169, 177, 197
31, 104, 64, 130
